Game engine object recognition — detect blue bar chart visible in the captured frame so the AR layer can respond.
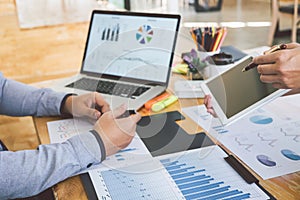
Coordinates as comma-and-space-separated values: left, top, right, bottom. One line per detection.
161, 159, 249, 199
159, 146, 269, 200
113, 148, 137, 161
89, 146, 270, 200
101, 135, 153, 169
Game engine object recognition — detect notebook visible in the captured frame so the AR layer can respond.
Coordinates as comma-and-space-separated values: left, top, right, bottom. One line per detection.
52, 10, 181, 110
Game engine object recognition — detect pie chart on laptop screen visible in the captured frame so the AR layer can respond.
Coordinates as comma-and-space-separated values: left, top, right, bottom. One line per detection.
136, 25, 153, 44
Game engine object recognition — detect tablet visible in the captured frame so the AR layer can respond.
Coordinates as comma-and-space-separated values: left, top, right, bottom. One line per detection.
201, 56, 289, 125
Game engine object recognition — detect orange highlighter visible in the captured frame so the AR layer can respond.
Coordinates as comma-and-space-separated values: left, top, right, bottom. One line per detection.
144, 92, 170, 110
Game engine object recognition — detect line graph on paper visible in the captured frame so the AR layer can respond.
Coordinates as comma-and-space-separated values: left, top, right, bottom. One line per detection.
257, 132, 278, 147
47, 119, 93, 143
233, 132, 278, 152
47, 118, 153, 169
232, 122, 299, 152
234, 137, 254, 152
184, 95, 300, 179
221, 119, 300, 179
280, 122, 300, 142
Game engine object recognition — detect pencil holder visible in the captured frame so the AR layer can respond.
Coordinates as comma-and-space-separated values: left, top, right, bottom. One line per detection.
190, 26, 227, 53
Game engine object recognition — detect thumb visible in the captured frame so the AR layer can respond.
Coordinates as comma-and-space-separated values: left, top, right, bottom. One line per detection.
130, 113, 142, 123
112, 104, 127, 118
84, 107, 101, 119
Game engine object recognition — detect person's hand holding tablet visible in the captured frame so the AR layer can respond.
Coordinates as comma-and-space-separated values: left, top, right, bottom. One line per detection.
203, 94, 217, 118
201, 56, 289, 125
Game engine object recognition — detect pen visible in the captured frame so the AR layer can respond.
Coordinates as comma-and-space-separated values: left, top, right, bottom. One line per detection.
242, 43, 287, 72
264, 43, 287, 55
117, 110, 136, 119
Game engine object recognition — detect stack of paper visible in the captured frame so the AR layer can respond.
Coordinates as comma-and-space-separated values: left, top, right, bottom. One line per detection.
182, 94, 300, 180
174, 80, 205, 98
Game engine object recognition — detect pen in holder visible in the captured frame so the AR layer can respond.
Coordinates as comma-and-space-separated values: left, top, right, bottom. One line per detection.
190, 26, 227, 53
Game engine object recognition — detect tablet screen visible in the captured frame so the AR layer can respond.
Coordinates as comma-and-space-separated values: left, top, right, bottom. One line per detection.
205, 56, 281, 119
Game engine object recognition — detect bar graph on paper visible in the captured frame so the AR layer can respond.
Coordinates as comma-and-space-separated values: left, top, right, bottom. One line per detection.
89, 146, 270, 199
159, 146, 269, 200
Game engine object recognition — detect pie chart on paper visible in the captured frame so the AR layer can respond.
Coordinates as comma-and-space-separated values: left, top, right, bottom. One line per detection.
281, 149, 300, 161
256, 155, 276, 167
249, 115, 273, 125
136, 25, 153, 44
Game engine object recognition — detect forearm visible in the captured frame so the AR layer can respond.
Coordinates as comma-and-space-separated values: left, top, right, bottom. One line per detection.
0, 75, 66, 116
0, 132, 104, 199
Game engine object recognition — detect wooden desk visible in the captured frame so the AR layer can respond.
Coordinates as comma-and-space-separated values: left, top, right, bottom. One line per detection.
33, 78, 300, 199
32, 87, 206, 199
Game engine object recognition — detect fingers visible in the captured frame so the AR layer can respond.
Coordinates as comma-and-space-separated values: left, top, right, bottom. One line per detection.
256, 64, 278, 75
206, 95, 213, 109
260, 74, 289, 89
252, 54, 275, 65
285, 42, 300, 49
207, 108, 217, 118
111, 104, 127, 118
271, 82, 284, 89
259, 74, 280, 83
254, 43, 298, 66
86, 108, 102, 120
93, 92, 110, 113
111, 111, 140, 140
87, 92, 110, 119
203, 94, 218, 117
203, 94, 209, 106
130, 113, 141, 123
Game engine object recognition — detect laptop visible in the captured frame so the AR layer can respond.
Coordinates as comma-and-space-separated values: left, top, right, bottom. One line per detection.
52, 10, 181, 110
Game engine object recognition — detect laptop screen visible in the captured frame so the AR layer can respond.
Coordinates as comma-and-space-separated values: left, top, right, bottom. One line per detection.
81, 11, 180, 85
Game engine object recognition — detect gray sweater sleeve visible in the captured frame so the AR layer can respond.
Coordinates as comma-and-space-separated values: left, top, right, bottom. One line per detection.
0, 73, 65, 116
0, 74, 107, 199
0, 131, 105, 199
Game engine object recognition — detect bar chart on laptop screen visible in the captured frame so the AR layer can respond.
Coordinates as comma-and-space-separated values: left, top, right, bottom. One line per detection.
89, 146, 270, 200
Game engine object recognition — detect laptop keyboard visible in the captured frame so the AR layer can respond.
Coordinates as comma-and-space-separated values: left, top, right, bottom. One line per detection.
66, 78, 150, 99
